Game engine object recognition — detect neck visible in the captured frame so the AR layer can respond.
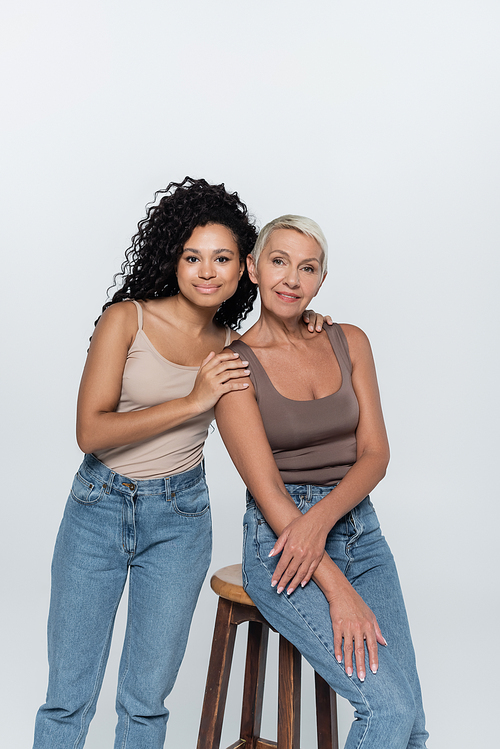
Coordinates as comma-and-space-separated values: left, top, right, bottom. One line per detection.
250, 306, 307, 344
166, 293, 221, 335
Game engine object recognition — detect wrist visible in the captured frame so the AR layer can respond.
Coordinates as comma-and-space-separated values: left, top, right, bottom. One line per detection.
180, 393, 204, 419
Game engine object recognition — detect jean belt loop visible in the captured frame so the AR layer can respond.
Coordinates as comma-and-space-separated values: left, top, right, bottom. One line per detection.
307, 485, 313, 501
164, 476, 169, 499
106, 470, 115, 494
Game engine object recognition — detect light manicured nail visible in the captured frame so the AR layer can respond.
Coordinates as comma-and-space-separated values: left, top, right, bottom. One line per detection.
271, 579, 277, 587
371, 665, 378, 674
277, 586, 284, 594
287, 588, 294, 595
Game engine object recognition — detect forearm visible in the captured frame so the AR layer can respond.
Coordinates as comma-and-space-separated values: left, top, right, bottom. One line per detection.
76, 394, 202, 454
305, 449, 389, 534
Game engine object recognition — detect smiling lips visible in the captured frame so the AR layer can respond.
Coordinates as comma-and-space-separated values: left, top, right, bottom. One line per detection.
194, 284, 222, 294
276, 290, 301, 302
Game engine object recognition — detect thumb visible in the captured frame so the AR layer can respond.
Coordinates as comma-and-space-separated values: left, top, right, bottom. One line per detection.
200, 351, 216, 368
269, 530, 289, 557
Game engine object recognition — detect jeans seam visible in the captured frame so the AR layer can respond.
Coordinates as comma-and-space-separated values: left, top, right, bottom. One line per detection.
117, 569, 133, 749
72, 595, 122, 749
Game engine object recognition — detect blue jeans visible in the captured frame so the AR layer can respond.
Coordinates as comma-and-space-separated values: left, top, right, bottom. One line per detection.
33, 454, 212, 749
243, 486, 428, 749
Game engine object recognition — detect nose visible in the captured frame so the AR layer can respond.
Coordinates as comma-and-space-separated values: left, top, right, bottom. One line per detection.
283, 266, 300, 287
198, 260, 216, 279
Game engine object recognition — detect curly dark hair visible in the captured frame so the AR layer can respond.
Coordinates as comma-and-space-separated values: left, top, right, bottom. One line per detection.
102, 177, 259, 329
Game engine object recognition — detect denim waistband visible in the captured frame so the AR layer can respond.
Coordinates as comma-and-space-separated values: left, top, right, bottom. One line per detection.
245, 482, 338, 509
82, 453, 205, 497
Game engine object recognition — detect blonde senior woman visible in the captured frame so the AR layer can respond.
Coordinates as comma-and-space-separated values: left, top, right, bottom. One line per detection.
215, 216, 428, 749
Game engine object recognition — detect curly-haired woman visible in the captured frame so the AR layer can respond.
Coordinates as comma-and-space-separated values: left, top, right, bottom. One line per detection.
32, 178, 328, 749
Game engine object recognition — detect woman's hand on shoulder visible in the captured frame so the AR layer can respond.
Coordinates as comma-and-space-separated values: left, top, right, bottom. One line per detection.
186, 349, 251, 414
302, 309, 333, 333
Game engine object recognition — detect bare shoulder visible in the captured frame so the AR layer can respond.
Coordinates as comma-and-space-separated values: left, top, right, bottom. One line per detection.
92, 301, 139, 348
338, 324, 374, 364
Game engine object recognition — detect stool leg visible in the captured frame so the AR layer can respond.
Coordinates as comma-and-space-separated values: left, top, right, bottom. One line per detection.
314, 672, 339, 749
277, 636, 301, 749
197, 597, 238, 749
240, 621, 269, 744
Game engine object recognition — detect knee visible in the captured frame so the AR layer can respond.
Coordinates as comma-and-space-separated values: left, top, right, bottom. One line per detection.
368, 679, 417, 744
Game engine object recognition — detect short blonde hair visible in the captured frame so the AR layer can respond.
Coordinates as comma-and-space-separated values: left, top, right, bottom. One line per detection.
251, 215, 328, 274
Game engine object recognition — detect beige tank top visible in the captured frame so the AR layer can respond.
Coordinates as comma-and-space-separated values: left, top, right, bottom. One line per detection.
94, 300, 231, 479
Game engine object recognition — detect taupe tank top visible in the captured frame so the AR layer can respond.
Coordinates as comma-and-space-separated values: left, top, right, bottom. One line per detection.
94, 300, 231, 480
229, 324, 359, 486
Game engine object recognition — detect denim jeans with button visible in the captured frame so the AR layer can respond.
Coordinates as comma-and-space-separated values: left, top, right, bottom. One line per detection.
243, 486, 429, 749
33, 453, 212, 749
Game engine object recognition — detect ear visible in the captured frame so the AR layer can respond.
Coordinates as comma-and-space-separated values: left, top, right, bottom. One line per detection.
239, 258, 245, 278
313, 271, 327, 298
246, 254, 258, 285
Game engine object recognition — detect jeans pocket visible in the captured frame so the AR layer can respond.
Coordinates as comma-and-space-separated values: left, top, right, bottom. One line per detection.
172, 477, 210, 517
255, 515, 278, 563
70, 471, 105, 505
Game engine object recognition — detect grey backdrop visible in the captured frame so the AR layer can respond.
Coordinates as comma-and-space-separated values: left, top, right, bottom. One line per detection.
2, 1, 499, 747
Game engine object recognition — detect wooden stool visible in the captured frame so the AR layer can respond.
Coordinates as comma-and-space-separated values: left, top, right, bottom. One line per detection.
197, 564, 339, 749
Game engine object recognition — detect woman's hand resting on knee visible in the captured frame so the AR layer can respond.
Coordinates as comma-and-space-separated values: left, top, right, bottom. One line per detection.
314, 555, 387, 681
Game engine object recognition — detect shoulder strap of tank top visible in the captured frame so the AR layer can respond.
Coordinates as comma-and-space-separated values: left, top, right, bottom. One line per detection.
325, 323, 352, 373
224, 326, 232, 346
228, 339, 274, 401
131, 299, 144, 331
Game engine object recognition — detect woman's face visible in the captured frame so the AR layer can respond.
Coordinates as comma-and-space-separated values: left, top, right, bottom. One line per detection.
177, 223, 244, 309
247, 228, 326, 320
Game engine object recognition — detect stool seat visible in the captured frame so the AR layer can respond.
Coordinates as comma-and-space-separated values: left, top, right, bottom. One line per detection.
210, 563, 254, 606
198, 564, 339, 749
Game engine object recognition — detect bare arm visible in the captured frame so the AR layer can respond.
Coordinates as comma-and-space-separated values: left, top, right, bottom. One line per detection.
76, 302, 249, 454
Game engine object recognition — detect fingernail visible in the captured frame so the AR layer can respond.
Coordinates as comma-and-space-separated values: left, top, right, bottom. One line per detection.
268, 550, 275, 557
316, 325, 321, 331
287, 587, 294, 595
233, 353, 240, 357
308, 325, 314, 332
277, 586, 284, 594
241, 360, 249, 366
336, 655, 342, 663
300, 580, 306, 588
383, 638, 388, 646
346, 667, 353, 677
359, 673, 365, 682
271, 579, 277, 586
243, 370, 250, 375
371, 665, 378, 674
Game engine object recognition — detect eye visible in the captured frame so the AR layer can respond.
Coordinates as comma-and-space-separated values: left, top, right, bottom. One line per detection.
272, 257, 286, 266
185, 255, 199, 263
215, 255, 230, 263
301, 265, 316, 273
